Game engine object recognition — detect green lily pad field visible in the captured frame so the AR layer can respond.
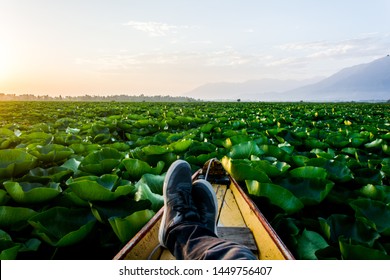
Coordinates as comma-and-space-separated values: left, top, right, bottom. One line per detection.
0, 101, 389, 259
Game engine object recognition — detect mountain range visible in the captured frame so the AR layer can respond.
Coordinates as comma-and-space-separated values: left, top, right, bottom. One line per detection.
185, 56, 390, 101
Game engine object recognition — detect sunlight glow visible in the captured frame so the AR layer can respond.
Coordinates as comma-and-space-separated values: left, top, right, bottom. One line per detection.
0, 41, 9, 81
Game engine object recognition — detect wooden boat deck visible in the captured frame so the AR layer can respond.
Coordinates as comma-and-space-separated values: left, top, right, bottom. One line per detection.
114, 177, 294, 260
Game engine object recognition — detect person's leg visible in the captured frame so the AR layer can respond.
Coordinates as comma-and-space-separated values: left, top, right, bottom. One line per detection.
158, 160, 199, 247
166, 223, 257, 260
159, 160, 257, 260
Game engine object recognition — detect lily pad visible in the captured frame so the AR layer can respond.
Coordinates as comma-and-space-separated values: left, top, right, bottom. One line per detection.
122, 159, 165, 180
0, 206, 37, 229
0, 149, 38, 179
90, 198, 151, 224
277, 177, 335, 205
339, 237, 390, 260
109, 209, 155, 243
27, 144, 74, 163
21, 166, 73, 183
0, 189, 10, 205
67, 174, 136, 201
134, 181, 164, 212
319, 214, 380, 246
28, 207, 96, 247
296, 229, 329, 260
138, 173, 165, 195
306, 158, 354, 182
169, 139, 193, 153
221, 156, 271, 183
3, 181, 62, 204
349, 198, 390, 236
228, 141, 264, 159
78, 147, 124, 175
245, 180, 304, 214
290, 166, 328, 180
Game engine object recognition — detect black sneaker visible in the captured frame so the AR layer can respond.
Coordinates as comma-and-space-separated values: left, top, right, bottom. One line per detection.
159, 160, 200, 248
192, 179, 218, 236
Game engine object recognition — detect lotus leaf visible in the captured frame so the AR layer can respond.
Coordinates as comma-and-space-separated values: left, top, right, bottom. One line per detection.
339, 237, 390, 260
0, 206, 37, 229
186, 152, 219, 166
200, 123, 214, 133
90, 198, 151, 224
222, 156, 271, 183
138, 173, 165, 195
326, 133, 349, 148
0, 149, 38, 179
79, 147, 123, 175
21, 166, 73, 183
169, 139, 193, 153
354, 168, 384, 186
0, 189, 10, 205
319, 214, 380, 246
0, 128, 18, 149
365, 139, 383, 149
306, 158, 354, 182
290, 166, 328, 180
187, 141, 217, 154
27, 144, 74, 163
109, 209, 155, 243
141, 145, 173, 156
28, 207, 96, 247
381, 158, 390, 177
349, 199, 390, 236
251, 156, 290, 177
135, 181, 164, 212
277, 177, 334, 205
21, 132, 53, 145
67, 174, 135, 201
61, 158, 81, 173
245, 180, 304, 214
122, 158, 164, 180
228, 141, 264, 159
0, 242, 20, 260
68, 143, 101, 156
259, 145, 290, 162
3, 181, 62, 204
296, 229, 329, 260
359, 184, 390, 203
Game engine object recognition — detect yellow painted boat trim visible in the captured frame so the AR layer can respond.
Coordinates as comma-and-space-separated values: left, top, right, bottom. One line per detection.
114, 169, 294, 260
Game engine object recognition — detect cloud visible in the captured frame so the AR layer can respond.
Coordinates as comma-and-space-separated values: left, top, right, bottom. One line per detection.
76, 46, 266, 72
278, 35, 389, 60
123, 21, 190, 36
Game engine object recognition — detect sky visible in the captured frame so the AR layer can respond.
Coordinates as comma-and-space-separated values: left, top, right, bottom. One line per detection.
1, 0, 389, 97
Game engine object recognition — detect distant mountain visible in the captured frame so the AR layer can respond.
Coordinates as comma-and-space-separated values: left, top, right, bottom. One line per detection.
184, 78, 323, 101
185, 56, 390, 101
282, 56, 390, 101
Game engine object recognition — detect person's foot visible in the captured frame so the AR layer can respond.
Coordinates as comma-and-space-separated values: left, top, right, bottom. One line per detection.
158, 160, 200, 248
192, 179, 218, 236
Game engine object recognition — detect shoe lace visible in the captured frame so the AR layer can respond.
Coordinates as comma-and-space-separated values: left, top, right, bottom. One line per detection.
172, 188, 199, 221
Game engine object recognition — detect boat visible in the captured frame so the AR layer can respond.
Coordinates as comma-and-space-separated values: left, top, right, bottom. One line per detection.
114, 158, 295, 260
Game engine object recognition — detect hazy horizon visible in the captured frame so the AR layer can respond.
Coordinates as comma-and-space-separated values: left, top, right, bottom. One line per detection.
1, 0, 390, 97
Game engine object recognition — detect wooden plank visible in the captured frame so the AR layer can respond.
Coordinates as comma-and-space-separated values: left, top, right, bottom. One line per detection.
213, 184, 227, 215
216, 187, 246, 227
217, 227, 257, 252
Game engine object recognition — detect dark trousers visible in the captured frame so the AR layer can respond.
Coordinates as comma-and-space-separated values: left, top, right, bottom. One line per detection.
166, 222, 257, 260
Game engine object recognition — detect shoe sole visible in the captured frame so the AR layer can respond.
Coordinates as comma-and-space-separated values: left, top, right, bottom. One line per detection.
158, 160, 191, 247
193, 179, 218, 236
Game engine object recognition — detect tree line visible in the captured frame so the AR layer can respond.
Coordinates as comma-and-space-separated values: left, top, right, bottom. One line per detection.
0, 93, 199, 102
